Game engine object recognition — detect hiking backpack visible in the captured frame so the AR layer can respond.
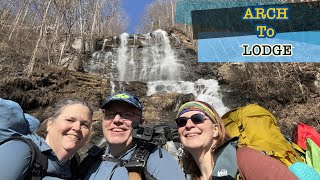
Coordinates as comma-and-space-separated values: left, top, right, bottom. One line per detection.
79, 142, 157, 180
79, 123, 180, 180
0, 136, 79, 180
222, 104, 305, 166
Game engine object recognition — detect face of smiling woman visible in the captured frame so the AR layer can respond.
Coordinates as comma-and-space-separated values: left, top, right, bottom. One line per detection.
46, 103, 92, 162
178, 110, 218, 151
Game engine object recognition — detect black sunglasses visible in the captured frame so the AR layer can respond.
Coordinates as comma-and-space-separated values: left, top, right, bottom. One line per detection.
175, 113, 206, 127
103, 110, 139, 120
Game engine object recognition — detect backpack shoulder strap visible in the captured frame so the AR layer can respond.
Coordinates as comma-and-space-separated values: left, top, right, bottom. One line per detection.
0, 136, 48, 180
125, 143, 151, 172
125, 143, 157, 180
101, 142, 157, 180
79, 145, 105, 179
70, 153, 80, 180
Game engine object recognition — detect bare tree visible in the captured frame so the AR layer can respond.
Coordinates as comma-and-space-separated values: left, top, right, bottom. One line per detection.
1, 0, 128, 76
26, 0, 52, 78
14, 0, 32, 39
137, 0, 177, 33
8, 6, 23, 41
78, 0, 85, 53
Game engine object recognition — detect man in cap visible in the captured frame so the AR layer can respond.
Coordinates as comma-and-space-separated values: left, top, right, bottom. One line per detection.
83, 92, 185, 180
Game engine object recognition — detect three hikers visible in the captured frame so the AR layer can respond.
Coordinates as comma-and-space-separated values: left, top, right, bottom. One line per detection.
0, 95, 319, 180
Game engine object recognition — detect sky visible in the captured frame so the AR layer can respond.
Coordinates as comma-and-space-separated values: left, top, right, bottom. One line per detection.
122, 0, 155, 34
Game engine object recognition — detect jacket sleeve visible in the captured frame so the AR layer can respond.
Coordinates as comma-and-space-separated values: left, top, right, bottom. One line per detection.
146, 148, 185, 180
0, 140, 32, 180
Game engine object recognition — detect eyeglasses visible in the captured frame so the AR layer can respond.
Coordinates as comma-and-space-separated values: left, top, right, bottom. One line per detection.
175, 113, 207, 128
104, 111, 138, 120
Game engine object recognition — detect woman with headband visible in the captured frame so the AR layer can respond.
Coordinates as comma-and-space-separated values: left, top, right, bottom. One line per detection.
175, 100, 298, 180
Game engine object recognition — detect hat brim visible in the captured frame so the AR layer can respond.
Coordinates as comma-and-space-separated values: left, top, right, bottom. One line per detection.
101, 99, 142, 111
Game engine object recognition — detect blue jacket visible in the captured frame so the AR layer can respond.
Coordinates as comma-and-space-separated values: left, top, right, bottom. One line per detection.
0, 134, 73, 180
84, 144, 185, 180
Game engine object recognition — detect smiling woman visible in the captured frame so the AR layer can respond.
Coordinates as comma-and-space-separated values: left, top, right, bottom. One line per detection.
0, 98, 93, 180
45, 99, 93, 163
176, 100, 299, 180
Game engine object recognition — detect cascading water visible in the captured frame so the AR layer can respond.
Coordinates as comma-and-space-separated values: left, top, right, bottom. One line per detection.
87, 51, 113, 78
117, 33, 129, 81
85, 29, 186, 82
85, 29, 229, 114
139, 30, 184, 81
147, 79, 229, 116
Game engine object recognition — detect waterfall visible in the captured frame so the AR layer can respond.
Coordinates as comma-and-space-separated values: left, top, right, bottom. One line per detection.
85, 29, 229, 115
85, 29, 185, 82
147, 79, 229, 116
117, 33, 129, 81
110, 81, 115, 94
140, 30, 184, 81
86, 51, 113, 78
101, 39, 107, 50
129, 48, 136, 81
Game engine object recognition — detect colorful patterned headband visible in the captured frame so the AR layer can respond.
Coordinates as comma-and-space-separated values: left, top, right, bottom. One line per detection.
177, 100, 217, 123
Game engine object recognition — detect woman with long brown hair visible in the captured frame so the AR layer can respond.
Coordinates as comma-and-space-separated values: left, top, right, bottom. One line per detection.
175, 100, 298, 180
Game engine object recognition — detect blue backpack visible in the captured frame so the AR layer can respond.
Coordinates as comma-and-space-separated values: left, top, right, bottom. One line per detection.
0, 98, 30, 141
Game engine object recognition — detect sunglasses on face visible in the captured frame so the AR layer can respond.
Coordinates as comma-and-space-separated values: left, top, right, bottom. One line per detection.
103, 111, 139, 120
175, 113, 207, 127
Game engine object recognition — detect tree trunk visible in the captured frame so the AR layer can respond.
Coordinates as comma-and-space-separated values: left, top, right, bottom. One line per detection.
15, 0, 31, 39
8, 8, 23, 41
48, 14, 61, 65
90, 0, 99, 41
171, 0, 175, 27
79, 0, 85, 53
26, 0, 52, 78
